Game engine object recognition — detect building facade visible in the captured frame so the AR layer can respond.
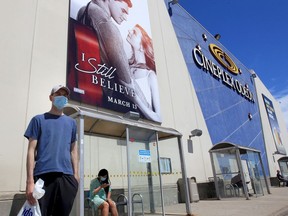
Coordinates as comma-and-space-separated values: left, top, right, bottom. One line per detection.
1, 0, 287, 215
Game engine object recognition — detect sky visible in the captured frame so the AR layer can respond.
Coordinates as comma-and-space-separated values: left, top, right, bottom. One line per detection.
178, 0, 288, 130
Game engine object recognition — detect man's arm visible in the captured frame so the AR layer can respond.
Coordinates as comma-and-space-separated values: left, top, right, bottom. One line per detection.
26, 138, 37, 205
71, 141, 79, 182
278, 173, 284, 180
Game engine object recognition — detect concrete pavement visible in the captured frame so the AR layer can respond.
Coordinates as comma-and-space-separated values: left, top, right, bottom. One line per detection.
4, 187, 288, 216
163, 187, 288, 216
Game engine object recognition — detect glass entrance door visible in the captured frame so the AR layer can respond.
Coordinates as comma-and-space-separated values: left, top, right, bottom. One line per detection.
126, 126, 163, 216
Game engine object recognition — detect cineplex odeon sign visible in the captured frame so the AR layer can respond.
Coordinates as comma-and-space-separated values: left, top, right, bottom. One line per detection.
193, 44, 254, 102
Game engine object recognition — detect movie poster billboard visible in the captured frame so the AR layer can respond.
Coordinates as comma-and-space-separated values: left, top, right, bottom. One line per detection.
262, 94, 286, 155
67, 0, 162, 123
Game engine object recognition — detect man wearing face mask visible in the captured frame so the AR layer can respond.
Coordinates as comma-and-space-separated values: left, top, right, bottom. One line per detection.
24, 85, 79, 216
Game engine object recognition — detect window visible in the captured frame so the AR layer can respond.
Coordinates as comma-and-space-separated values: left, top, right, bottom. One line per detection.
160, 157, 172, 174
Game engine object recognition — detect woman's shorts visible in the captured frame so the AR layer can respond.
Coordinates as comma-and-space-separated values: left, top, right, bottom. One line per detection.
92, 195, 106, 209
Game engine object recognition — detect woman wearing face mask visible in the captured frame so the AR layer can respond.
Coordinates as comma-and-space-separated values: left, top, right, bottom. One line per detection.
126, 24, 162, 123
90, 169, 118, 216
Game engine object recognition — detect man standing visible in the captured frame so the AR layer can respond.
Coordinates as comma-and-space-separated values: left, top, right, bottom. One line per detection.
24, 85, 79, 216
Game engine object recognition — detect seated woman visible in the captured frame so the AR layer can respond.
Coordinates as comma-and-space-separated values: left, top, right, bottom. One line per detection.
90, 169, 118, 216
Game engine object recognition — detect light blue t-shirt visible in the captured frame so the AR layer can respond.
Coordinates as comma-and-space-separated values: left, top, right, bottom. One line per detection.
24, 112, 77, 176
90, 178, 111, 200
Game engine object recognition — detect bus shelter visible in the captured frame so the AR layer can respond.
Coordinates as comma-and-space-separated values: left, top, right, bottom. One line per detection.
64, 104, 193, 216
278, 156, 288, 177
209, 143, 270, 200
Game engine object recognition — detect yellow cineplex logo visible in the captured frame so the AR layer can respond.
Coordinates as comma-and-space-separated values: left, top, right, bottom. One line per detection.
209, 44, 239, 75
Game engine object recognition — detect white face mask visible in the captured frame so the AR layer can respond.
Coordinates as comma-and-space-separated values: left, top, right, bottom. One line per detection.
100, 177, 107, 182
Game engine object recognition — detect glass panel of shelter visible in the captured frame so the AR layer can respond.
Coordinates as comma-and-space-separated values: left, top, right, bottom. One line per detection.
212, 150, 238, 198
127, 126, 163, 216
83, 127, 164, 216
158, 137, 186, 214
278, 160, 288, 177
211, 148, 264, 199
246, 151, 264, 197
126, 128, 186, 215
83, 135, 129, 216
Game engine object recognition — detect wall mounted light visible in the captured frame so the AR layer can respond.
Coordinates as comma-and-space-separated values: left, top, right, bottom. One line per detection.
168, 0, 179, 16
214, 34, 221, 41
190, 129, 203, 137
188, 129, 202, 153
249, 69, 257, 79
202, 33, 207, 41
248, 113, 253, 120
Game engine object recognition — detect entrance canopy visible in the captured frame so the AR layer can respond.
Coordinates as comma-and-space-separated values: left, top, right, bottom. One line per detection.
209, 142, 270, 200
63, 104, 193, 216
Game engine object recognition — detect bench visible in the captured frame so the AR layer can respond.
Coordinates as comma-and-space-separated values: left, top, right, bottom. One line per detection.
116, 193, 144, 216
277, 179, 286, 187
270, 177, 286, 187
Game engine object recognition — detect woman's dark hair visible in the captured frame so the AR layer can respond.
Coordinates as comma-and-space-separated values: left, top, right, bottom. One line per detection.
98, 169, 110, 194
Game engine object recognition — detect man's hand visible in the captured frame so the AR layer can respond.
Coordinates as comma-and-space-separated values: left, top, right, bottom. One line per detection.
26, 181, 36, 205
74, 174, 80, 183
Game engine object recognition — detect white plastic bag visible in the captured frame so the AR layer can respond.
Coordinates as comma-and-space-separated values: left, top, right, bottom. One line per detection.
17, 179, 45, 216
17, 200, 41, 216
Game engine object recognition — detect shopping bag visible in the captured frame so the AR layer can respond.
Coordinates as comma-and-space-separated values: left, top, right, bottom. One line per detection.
17, 179, 45, 216
17, 200, 41, 216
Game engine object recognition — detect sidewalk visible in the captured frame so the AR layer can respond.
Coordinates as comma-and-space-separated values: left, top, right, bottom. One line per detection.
164, 187, 288, 216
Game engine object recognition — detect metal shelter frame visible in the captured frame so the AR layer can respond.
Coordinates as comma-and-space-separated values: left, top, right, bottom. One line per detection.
63, 104, 193, 216
209, 142, 271, 200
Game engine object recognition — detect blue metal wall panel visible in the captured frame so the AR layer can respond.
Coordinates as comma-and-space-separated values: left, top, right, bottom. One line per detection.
166, 1, 269, 175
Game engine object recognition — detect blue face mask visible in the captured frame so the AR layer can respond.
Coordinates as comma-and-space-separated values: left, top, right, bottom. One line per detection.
53, 96, 68, 110
100, 177, 107, 182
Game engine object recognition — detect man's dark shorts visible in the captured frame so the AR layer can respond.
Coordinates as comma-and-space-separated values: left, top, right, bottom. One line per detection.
35, 172, 78, 216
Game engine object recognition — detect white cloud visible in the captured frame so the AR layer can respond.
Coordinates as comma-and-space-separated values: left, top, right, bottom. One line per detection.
272, 89, 288, 131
